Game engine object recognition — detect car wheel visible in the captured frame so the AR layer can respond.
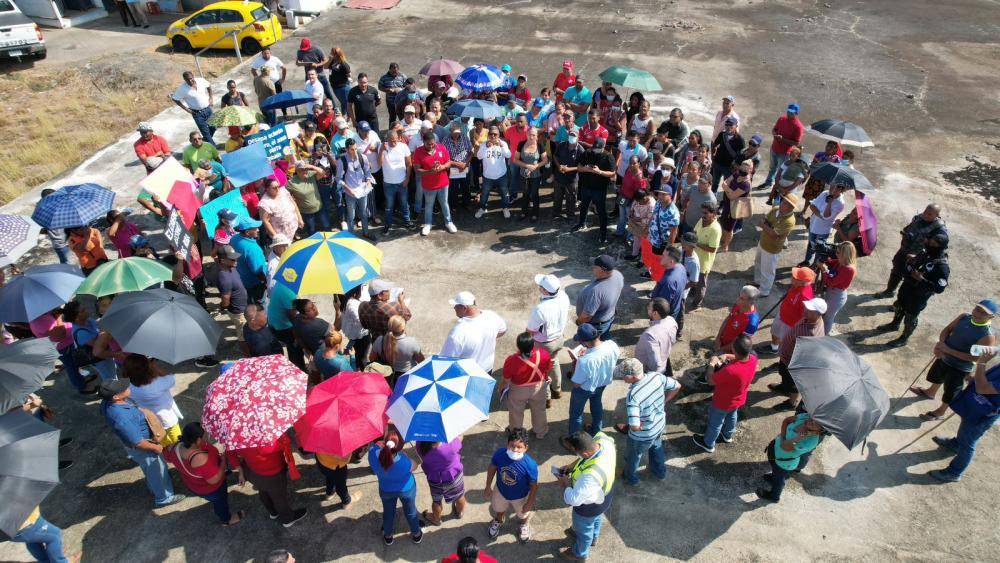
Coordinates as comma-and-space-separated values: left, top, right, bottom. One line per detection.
171, 35, 192, 53
34, 50, 47, 60
240, 37, 261, 55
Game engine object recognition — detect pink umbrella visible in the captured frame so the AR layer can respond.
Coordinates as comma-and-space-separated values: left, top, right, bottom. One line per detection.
293, 372, 391, 457
419, 58, 464, 77
855, 190, 878, 256
202, 355, 308, 450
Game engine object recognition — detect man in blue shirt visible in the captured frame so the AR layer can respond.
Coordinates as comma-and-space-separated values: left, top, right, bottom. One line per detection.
615, 358, 681, 486
268, 284, 306, 370
99, 379, 184, 507
651, 247, 689, 336
229, 217, 268, 304
484, 427, 539, 543
563, 75, 592, 127
564, 323, 621, 446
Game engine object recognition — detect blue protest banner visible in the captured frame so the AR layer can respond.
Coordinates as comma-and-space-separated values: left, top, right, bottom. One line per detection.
221, 143, 274, 188
245, 124, 292, 162
198, 188, 251, 238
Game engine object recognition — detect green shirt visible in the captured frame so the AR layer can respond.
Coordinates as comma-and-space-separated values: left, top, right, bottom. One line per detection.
182, 143, 220, 172
759, 208, 795, 254
773, 413, 820, 471
285, 173, 323, 214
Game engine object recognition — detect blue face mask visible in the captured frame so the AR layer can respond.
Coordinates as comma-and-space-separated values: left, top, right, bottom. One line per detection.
407, 92, 417, 100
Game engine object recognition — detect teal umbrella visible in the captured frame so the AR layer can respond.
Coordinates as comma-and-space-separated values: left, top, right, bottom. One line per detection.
598, 65, 662, 91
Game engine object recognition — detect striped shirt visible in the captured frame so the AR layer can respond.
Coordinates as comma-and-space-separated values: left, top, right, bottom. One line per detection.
625, 373, 679, 441
779, 319, 825, 366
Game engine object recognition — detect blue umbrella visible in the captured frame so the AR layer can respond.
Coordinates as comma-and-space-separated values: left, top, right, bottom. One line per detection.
809, 162, 874, 191
455, 64, 504, 93
0, 264, 84, 323
261, 90, 316, 111
446, 99, 505, 120
0, 215, 42, 268
31, 183, 115, 230
386, 355, 496, 442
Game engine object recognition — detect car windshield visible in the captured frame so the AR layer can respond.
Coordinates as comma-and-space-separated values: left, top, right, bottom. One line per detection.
250, 6, 269, 21
0, 0, 16, 12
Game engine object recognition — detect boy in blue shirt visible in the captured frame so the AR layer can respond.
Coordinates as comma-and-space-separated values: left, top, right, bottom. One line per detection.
483, 427, 539, 543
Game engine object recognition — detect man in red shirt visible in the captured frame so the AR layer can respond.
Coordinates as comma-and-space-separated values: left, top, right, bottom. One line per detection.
759, 266, 815, 356
759, 102, 804, 189
133, 122, 171, 174
504, 115, 530, 200
693, 334, 758, 452
714, 285, 761, 353
500, 332, 553, 438
578, 110, 609, 150
552, 59, 576, 102
411, 131, 457, 236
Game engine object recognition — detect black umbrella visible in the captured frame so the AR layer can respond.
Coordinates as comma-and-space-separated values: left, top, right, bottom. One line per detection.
809, 162, 874, 191
0, 411, 60, 536
0, 338, 59, 413
788, 337, 889, 450
98, 288, 221, 365
807, 119, 874, 148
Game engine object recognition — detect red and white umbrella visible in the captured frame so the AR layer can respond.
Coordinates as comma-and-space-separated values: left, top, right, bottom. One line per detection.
202, 355, 307, 450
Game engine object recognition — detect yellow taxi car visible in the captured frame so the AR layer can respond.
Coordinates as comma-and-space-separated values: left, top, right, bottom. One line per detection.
167, 1, 282, 54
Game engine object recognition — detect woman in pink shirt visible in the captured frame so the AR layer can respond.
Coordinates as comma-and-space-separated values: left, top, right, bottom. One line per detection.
30, 308, 95, 394
105, 210, 141, 258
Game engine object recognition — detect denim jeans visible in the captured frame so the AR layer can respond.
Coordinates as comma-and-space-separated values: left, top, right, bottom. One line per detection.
623, 435, 667, 484
332, 84, 350, 114
615, 198, 633, 236
200, 483, 233, 523
422, 187, 452, 226
12, 515, 68, 563
803, 231, 830, 264
300, 212, 322, 236
571, 511, 603, 558
568, 385, 606, 436
191, 107, 216, 143
480, 175, 509, 210
57, 347, 86, 392
380, 485, 421, 536
704, 404, 738, 448
383, 182, 410, 226
940, 413, 1000, 479
51, 242, 71, 264
763, 150, 789, 187
125, 447, 175, 505
710, 162, 728, 193
592, 316, 614, 342
316, 74, 335, 104
345, 193, 369, 235
316, 182, 336, 228
577, 187, 608, 239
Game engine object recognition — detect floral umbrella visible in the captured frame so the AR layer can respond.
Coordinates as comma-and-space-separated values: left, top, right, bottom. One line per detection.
202, 355, 308, 450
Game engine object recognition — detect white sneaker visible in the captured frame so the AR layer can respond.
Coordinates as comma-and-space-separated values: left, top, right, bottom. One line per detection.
475, 208, 485, 219
340, 221, 348, 231
445, 222, 457, 233
421, 224, 431, 236
502, 208, 511, 219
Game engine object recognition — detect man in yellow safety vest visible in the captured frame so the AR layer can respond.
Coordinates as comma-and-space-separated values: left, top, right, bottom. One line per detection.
555, 431, 616, 560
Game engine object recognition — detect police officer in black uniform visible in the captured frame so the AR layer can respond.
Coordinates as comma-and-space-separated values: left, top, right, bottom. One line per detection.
878, 203, 946, 298
878, 232, 950, 346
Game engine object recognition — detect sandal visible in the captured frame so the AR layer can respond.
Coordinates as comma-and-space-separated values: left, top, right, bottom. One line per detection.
223, 509, 245, 527
909, 386, 935, 400
420, 510, 441, 526
920, 411, 943, 421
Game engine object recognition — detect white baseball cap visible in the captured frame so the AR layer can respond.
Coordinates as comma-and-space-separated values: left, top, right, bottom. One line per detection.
534, 274, 561, 293
803, 298, 828, 315
421, 120, 434, 130
403, 104, 416, 114
448, 291, 476, 306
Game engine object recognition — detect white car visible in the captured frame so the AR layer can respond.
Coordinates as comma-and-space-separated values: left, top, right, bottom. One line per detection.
0, 0, 46, 61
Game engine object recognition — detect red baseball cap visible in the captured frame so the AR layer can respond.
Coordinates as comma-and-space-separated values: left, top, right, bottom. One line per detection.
299, 38, 311, 51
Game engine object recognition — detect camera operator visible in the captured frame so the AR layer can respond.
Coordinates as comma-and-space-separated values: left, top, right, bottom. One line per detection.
799, 183, 845, 267
878, 232, 950, 346
877, 203, 946, 299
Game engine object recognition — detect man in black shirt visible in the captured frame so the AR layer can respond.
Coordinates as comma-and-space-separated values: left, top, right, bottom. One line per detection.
709, 116, 745, 192
552, 133, 584, 218
570, 137, 617, 243
348, 73, 382, 132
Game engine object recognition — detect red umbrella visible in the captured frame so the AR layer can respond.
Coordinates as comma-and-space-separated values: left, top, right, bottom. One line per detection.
293, 371, 391, 457
202, 355, 308, 450
419, 58, 464, 77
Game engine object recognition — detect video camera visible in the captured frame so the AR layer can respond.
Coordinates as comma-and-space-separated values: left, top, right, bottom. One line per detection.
812, 240, 838, 265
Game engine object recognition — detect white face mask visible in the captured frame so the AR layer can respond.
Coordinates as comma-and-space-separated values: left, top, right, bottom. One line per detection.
506, 449, 525, 461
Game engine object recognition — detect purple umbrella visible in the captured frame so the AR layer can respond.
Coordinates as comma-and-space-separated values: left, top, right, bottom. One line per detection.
0, 215, 41, 268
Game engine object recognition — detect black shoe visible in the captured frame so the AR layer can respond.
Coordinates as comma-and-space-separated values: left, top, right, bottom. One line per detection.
796, 261, 811, 268
569, 224, 583, 233
282, 507, 308, 528
383, 535, 394, 545
194, 356, 219, 368
692, 435, 715, 453
767, 382, 793, 394
411, 531, 423, 544
598, 237, 608, 244
755, 486, 779, 502
875, 289, 895, 298
887, 336, 909, 348
772, 399, 797, 411
623, 254, 639, 261
59, 460, 74, 470
876, 323, 900, 333
755, 344, 779, 357
59, 437, 74, 448
639, 271, 651, 279
382, 225, 390, 235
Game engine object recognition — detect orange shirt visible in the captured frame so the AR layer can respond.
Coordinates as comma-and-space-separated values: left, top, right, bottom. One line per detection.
69, 227, 108, 270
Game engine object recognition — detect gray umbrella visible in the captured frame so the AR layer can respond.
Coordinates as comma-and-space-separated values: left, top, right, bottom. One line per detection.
788, 336, 889, 450
0, 411, 60, 536
0, 338, 59, 413
98, 288, 222, 365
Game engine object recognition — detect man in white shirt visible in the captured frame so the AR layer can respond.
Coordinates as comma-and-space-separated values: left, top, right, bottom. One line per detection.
172, 71, 215, 143
475, 126, 513, 218
304, 69, 325, 112
440, 291, 507, 373
526, 274, 570, 402
250, 46, 287, 91
379, 130, 413, 233
800, 184, 846, 266
356, 121, 382, 225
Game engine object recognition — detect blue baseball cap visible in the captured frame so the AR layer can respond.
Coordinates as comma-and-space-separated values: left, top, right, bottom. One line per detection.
787, 102, 800, 114
750, 133, 763, 145
533, 98, 545, 108
358, 120, 371, 132
501, 64, 512, 72
217, 208, 238, 222
574, 323, 599, 342
236, 217, 263, 231
976, 299, 999, 315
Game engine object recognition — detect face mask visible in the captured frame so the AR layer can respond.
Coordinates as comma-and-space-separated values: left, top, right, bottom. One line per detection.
506, 449, 525, 461
568, 137, 578, 145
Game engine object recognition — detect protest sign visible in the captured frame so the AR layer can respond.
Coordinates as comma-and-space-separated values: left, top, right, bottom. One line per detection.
221, 143, 274, 188
139, 156, 193, 201
246, 124, 292, 162
199, 189, 251, 237
166, 180, 202, 230
165, 210, 193, 260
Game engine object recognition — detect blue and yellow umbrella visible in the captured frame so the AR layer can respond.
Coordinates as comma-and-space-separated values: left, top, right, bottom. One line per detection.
274, 232, 382, 295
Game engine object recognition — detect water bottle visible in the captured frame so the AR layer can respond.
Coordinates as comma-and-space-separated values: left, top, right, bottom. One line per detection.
970, 345, 999, 357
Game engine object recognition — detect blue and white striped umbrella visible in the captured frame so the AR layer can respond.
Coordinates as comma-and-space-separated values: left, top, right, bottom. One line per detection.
386, 355, 496, 442
455, 64, 505, 93
31, 184, 115, 230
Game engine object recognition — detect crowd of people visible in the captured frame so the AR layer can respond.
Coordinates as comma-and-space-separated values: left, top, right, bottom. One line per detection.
3, 38, 1000, 563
